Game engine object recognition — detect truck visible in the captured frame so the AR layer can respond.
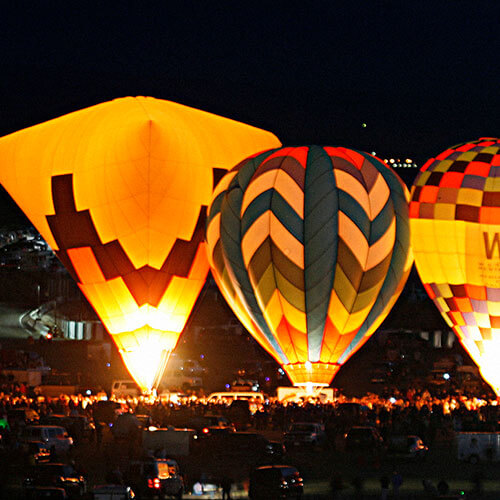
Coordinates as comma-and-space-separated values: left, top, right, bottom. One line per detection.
142, 427, 197, 457
456, 432, 500, 463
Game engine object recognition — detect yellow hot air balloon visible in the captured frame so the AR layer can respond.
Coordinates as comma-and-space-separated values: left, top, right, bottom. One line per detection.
0, 96, 281, 392
410, 138, 500, 397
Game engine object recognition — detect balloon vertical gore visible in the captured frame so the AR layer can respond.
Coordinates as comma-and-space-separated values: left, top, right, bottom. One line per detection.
207, 146, 413, 387
410, 138, 500, 397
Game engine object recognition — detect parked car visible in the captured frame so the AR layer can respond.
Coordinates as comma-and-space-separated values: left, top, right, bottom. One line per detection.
126, 457, 183, 499
284, 422, 327, 449
41, 415, 95, 443
21, 425, 73, 455
387, 434, 428, 460
187, 415, 235, 436
7, 407, 40, 429
345, 426, 384, 453
23, 462, 87, 498
249, 465, 303, 499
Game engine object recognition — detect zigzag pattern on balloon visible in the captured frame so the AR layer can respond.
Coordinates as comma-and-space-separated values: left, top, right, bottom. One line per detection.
207, 145, 412, 386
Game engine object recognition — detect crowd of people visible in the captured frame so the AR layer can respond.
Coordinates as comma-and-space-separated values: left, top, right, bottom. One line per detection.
0, 382, 497, 440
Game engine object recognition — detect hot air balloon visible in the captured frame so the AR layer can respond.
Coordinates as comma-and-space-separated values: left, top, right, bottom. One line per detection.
410, 137, 500, 397
207, 146, 412, 388
0, 96, 281, 392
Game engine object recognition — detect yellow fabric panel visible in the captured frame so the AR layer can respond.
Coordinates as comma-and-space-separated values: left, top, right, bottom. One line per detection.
241, 212, 270, 268
433, 203, 456, 221
274, 169, 304, 218
189, 244, 210, 280
338, 211, 368, 267
487, 301, 500, 315
435, 283, 452, 298
484, 176, 500, 191
334, 170, 371, 216
441, 313, 454, 328
435, 297, 450, 312
342, 305, 372, 333
465, 223, 500, 288
326, 290, 351, 334
79, 278, 135, 332
78, 283, 107, 322
112, 331, 139, 351
266, 288, 306, 333
206, 214, 221, 267
242, 168, 304, 218
263, 288, 285, 334
475, 313, 491, 328
270, 213, 304, 269
433, 159, 454, 172
332, 264, 358, 314
345, 290, 378, 331
366, 218, 395, 270
241, 170, 278, 214
449, 311, 466, 326
417, 170, 432, 186
411, 219, 467, 284
67, 247, 105, 284
157, 277, 203, 332
170, 277, 205, 327
367, 173, 390, 220
457, 151, 479, 161
283, 363, 340, 387
456, 188, 483, 206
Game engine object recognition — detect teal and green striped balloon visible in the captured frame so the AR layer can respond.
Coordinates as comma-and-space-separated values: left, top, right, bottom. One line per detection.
206, 146, 413, 386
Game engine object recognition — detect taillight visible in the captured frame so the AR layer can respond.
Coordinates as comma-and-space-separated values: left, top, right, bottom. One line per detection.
147, 478, 162, 489
202, 427, 209, 434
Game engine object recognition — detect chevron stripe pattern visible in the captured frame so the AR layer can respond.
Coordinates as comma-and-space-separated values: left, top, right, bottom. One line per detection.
207, 146, 412, 386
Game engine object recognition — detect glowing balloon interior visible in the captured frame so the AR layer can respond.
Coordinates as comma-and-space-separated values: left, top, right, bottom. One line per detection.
410, 137, 500, 396
207, 146, 412, 387
0, 96, 281, 392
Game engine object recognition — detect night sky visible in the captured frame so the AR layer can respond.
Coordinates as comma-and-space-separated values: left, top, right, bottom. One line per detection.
1, 2, 499, 218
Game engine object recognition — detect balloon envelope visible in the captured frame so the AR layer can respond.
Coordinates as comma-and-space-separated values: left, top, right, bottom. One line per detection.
0, 96, 281, 392
207, 146, 412, 386
410, 137, 500, 396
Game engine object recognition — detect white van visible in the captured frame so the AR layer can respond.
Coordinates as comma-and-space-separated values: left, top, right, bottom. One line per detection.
22, 425, 73, 454
207, 391, 265, 404
111, 380, 141, 399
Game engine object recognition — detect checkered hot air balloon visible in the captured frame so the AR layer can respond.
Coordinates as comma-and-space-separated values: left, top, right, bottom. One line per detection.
0, 96, 281, 392
207, 146, 412, 387
410, 137, 500, 397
